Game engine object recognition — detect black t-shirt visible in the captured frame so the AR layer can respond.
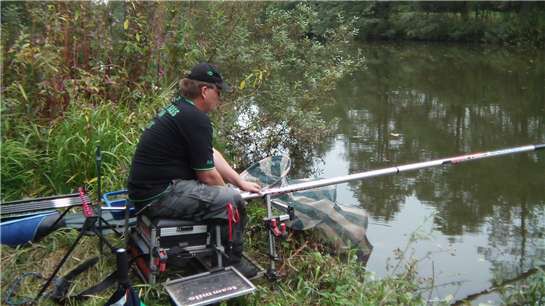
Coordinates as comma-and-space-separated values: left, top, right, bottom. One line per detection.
127, 96, 215, 202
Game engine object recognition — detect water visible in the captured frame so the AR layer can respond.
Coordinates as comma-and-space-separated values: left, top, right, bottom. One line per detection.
312, 42, 545, 304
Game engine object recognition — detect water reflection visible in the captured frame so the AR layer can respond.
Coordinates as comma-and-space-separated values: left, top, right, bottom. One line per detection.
314, 42, 545, 302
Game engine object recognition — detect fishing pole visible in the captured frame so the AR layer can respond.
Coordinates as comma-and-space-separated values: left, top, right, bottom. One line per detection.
241, 144, 545, 201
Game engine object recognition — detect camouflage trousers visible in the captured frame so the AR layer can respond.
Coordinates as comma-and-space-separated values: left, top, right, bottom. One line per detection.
146, 179, 247, 258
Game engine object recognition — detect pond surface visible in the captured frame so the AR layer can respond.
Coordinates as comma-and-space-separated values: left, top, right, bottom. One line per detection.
311, 42, 545, 304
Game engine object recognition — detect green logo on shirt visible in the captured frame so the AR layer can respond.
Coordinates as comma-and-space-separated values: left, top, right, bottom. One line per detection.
165, 104, 180, 117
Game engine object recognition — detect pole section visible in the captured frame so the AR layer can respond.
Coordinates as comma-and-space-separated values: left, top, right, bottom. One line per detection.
241, 144, 545, 201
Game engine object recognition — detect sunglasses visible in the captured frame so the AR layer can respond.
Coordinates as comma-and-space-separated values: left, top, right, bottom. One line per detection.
208, 85, 221, 97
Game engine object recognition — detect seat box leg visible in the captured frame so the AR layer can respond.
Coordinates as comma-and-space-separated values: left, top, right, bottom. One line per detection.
149, 226, 158, 284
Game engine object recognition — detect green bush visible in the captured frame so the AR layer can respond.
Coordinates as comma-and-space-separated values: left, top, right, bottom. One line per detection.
1, 2, 362, 197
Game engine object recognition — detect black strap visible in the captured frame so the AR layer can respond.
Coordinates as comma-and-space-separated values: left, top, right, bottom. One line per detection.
71, 271, 117, 300
49, 257, 101, 302
52, 254, 143, 302
6, 257, 103, 305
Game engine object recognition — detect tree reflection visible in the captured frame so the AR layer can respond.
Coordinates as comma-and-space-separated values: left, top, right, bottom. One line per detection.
324, 43, 545, 242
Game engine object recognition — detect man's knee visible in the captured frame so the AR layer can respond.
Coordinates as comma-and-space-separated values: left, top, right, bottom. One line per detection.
217, 187, 243, 208
226, 190, 247, 219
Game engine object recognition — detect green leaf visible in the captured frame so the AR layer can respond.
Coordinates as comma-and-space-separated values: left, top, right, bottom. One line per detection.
17, 83, 28, 102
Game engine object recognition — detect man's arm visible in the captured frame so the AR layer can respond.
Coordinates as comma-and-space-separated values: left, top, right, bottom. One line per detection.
213, 148, 261, 193
195, 168, 225, 186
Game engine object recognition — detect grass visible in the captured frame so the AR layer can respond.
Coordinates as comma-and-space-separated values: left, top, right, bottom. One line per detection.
2, 205, 544, 305
0, 201, 426, 305
1, 230, 119, 306
0, 225, 426, 306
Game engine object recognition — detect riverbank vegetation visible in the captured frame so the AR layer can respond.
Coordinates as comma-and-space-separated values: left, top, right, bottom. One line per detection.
1, 1, 543, 305
305, 2, 545, 47
1, 1, 362, 200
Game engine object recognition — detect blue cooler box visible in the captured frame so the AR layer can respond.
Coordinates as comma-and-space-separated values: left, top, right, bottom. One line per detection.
102, 190, 135, 220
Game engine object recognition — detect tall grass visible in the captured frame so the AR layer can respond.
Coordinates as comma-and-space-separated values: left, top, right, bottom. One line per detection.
1, 85, 175, 201
46, 102, 141, 194
247, 248, 426, 305
1, 139, 47, 200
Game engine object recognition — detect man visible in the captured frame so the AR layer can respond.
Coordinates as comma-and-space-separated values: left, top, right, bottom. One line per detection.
127, 62, 260, 275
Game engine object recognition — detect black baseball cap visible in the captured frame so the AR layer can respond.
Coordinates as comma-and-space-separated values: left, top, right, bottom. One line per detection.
186, 62, 232, 92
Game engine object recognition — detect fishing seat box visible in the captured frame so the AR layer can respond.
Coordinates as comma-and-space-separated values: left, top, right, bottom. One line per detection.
129, 214, 214, 283
136, 214, 211, 251
129, 215, 260, 305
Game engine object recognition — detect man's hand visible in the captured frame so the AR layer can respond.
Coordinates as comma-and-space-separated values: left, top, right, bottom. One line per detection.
238, 180, 261, 193
213, 148, 262, 193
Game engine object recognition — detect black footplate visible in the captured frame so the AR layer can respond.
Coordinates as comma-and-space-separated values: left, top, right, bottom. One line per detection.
164, 266, 256, 306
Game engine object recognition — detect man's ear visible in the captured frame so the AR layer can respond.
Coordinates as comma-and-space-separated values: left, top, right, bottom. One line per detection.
200, 86, 208, 98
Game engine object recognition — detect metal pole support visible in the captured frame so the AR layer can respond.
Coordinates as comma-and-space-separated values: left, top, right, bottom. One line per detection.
265, 194, 279, 280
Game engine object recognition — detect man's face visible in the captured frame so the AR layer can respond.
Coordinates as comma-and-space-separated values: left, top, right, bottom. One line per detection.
202, 85, 222, 112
